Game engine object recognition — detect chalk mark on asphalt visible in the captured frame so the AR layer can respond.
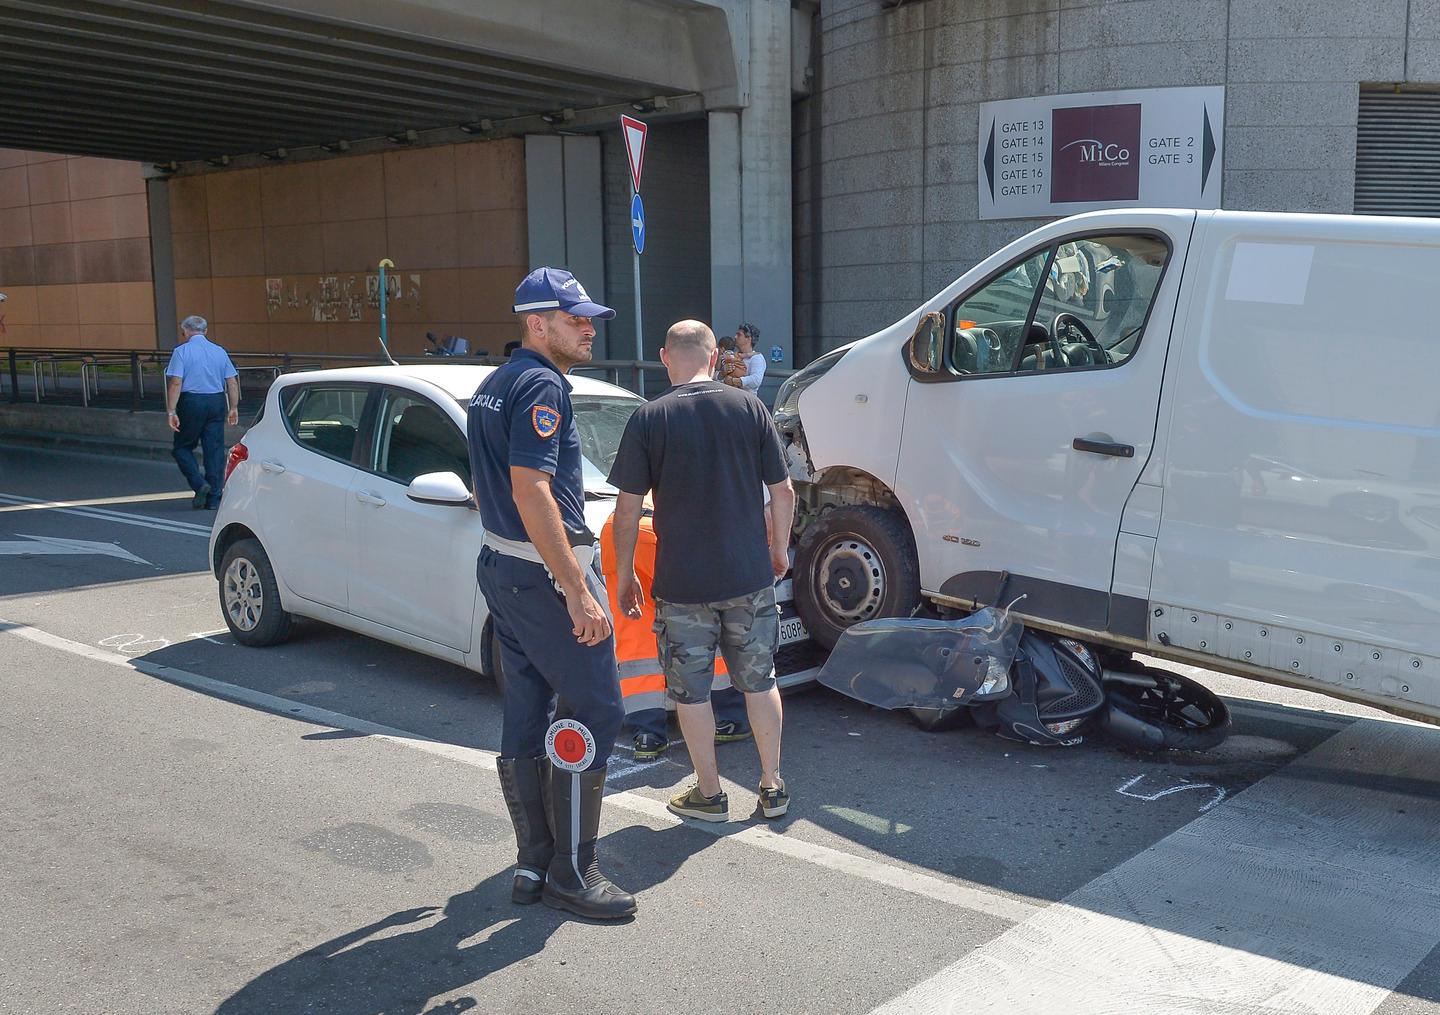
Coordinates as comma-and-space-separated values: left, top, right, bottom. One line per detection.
1116, 773, 1227, 813
98, 632, 172, 653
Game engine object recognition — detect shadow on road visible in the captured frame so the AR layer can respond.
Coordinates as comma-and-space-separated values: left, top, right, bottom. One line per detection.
213, 822, 715, 1015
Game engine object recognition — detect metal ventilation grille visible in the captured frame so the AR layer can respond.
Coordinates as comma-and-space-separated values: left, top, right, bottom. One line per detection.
1041, 659, 1103, 718
1355, 91, 1440, 217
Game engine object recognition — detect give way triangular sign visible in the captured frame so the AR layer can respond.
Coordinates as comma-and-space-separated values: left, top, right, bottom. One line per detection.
620, 114, 648, 193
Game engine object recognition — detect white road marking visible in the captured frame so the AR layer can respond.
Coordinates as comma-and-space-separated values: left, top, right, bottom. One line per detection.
871, 718, 1440, 1015
188, 632, 229, 645
1115, 773, 1227, 813
0, 492, 211, 538
0, 533, 154, 567
0, 491, 193, 512
1, 617, 1039, 926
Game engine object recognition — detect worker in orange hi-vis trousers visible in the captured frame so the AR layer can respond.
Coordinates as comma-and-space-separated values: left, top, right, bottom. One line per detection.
600, 510, 751, 761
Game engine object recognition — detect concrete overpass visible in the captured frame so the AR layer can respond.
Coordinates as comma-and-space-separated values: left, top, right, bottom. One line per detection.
0, 0, 808, 362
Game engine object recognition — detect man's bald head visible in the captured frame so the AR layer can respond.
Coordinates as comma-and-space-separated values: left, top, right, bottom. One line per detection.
662, 319, 717, 375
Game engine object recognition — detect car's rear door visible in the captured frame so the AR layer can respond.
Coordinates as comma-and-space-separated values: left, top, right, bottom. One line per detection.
256, 382, 375, 611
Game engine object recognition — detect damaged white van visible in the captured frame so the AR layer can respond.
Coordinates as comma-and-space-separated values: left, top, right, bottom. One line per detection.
776, 209, 1440, 724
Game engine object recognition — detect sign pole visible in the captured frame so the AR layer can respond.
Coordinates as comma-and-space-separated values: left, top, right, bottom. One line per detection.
632, 178, 643, 373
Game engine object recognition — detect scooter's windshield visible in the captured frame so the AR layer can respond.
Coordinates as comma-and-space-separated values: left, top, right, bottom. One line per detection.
817, 607, 1023, 710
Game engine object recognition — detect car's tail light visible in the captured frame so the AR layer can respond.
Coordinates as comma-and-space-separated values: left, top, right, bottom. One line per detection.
224, 441, 248, 483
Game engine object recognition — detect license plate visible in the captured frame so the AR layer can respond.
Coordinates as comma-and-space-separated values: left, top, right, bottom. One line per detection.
779, 616, 809, 646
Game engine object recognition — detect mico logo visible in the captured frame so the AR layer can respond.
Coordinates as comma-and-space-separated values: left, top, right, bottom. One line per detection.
1058, 138, 1132, 166
1051, 103, 1141, 203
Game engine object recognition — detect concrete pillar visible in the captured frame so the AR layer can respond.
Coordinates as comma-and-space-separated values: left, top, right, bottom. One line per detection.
709, 110, 744, 336
147, 177, 176, 350
709, 0, 792, 366
525, 134, 609, 356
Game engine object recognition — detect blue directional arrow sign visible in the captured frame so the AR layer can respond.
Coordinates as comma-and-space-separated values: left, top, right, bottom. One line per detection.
630, 192, 646, 255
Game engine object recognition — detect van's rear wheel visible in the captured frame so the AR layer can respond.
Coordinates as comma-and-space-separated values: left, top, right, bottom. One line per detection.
795, 505, 921, 650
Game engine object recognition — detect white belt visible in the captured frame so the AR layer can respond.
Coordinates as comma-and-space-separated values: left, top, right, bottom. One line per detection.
483, 532, 597, 572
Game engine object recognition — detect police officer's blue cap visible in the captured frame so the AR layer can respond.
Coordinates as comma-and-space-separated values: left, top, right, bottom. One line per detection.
512, 267, 615, 320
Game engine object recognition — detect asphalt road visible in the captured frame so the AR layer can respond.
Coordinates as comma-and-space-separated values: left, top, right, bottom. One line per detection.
2, 443, 1439, 1015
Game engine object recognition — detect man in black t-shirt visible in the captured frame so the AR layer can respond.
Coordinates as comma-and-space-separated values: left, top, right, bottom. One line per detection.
607, 320, 796, 822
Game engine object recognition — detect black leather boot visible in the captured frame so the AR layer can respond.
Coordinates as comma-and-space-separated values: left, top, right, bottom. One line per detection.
542, 765, 637, 920
497, 757, 554, 904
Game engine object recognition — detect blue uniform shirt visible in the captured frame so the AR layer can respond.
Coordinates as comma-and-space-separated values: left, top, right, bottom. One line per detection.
165, 334, 238, 394
468, 348, 587, 542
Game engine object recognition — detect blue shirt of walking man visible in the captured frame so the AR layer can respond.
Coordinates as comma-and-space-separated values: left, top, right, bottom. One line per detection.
165, 315, 239, 510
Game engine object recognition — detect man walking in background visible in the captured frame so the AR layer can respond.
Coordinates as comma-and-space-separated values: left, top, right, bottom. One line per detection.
165, 315, 239, 510
608, 320, 795, 822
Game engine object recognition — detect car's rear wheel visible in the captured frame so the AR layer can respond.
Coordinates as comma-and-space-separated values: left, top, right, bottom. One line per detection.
219, 538, 293, 647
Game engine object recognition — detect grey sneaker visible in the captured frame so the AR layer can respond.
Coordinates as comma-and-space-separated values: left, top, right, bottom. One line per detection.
757, 778, 789, 819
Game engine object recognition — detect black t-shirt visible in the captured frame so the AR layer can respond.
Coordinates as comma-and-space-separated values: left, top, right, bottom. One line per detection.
607, 381, 788, 604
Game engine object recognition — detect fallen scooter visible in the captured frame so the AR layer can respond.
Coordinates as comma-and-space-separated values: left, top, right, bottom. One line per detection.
816, 603, 1231, 752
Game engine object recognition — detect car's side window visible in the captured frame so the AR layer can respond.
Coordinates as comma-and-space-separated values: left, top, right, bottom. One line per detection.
282, 384, 369, 462
950, 250, 1051, 375
370, 390, 472, 488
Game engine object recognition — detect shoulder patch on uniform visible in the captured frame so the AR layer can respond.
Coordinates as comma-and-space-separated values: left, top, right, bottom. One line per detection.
531, 405, 561, 438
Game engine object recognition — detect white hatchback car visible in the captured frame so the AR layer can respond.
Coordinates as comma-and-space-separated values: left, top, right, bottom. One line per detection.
207, 363, 815, 687
207, 364, 644, 683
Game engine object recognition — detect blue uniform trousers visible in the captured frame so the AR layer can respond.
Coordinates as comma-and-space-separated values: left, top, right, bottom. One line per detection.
172, 391, 227, 505
478, 547, 624, 769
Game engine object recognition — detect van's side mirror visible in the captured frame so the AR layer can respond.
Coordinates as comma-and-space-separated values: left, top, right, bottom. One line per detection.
407, 471, 473, 506
906, 312, 946, 376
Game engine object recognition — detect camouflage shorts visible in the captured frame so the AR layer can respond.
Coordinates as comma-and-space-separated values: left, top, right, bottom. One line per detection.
653, 586, 780, 704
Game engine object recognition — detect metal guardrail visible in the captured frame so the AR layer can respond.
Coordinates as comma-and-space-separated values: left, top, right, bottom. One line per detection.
3, 346, 795, 411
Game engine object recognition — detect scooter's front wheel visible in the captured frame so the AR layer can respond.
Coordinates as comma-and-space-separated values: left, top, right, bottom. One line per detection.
1098, 666, 1231, 752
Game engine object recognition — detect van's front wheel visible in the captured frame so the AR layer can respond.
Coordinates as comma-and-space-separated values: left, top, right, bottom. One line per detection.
795, 505, 921, 650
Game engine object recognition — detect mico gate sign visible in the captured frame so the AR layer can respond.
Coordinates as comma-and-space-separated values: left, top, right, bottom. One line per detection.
977, 85, 1224, 220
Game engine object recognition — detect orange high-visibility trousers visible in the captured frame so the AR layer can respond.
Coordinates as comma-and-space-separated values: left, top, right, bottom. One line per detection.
600, 513, 730, 717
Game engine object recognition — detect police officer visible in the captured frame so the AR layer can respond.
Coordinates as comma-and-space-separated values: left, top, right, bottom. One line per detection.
468, 267, 634, 921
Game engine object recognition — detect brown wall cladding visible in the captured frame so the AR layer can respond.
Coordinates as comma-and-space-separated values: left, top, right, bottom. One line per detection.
169, 138, 529, 358
0, 150, 156, 350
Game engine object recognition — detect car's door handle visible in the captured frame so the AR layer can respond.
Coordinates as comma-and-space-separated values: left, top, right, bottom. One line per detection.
1072, 436, 1134, 458
260, 459, 286, 474
355, 490, 387, 507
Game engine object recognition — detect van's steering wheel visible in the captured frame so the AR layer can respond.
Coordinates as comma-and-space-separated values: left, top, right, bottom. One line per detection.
1053, 312, 1107, 365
